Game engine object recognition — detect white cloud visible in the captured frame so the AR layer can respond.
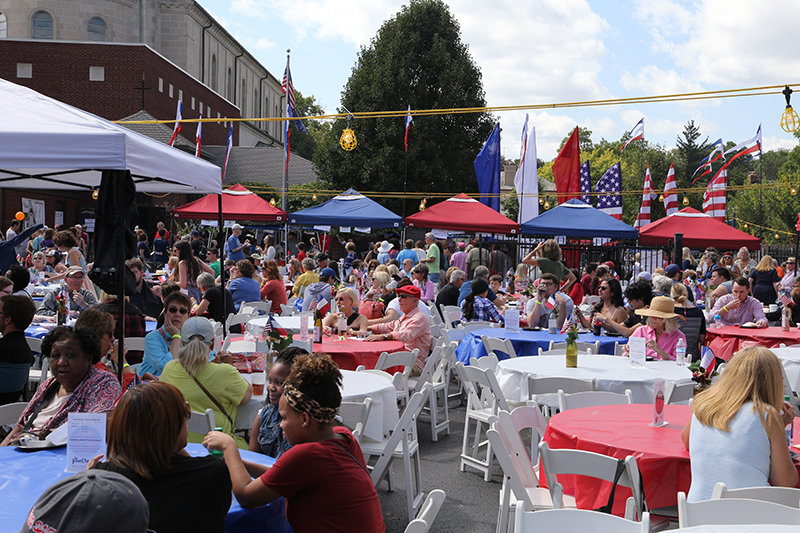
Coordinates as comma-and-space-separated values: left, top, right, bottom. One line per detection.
763, 135, 797, 152
254, 37, 277, 50
619, 65, 704, 96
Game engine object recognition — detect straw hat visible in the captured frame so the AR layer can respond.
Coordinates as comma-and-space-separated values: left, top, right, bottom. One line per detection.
635, 296, 679, 319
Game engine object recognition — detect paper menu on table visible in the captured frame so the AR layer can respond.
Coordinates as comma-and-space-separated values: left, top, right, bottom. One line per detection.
628, 336, 646, 367
65, 412, 106, 473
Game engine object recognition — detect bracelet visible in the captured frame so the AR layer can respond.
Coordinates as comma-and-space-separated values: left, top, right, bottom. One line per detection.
535, 300, 544, 306
722, 305, 728, 313
170, 334, 181, 341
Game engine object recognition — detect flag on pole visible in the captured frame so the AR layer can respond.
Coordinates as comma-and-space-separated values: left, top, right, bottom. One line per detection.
779, 292, 793, 307
281, 58, 307, 134
194, 114, 203, 157
620, 118, 644, 152
663, 163, 678, 215
545, 294, 557, 311
634, 164, 657, 229
222, 126, 233, 181
594, 162, 622, 220
553, 126, 581, 204
691, 138, 725, 183
699, 346, 716, 373
514, 117, 539, 222
723, 125, 762, 166
169, 101, 183, 147
579, 160, 592, 205
702, 165, 727, 221
404, 105, 412, 152
474, 123, 501, 212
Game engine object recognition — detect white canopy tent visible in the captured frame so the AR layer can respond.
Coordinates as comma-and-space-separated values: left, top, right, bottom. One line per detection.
0, 78, 221, 193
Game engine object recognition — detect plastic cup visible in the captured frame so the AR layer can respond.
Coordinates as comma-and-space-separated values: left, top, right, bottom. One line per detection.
251, 371, 266, 395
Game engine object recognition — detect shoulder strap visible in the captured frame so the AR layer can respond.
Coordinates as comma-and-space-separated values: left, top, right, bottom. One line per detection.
185, 369, 234, 426
330, 438, 369, 475
20, 383, 59, 434
593, 458, 626, 514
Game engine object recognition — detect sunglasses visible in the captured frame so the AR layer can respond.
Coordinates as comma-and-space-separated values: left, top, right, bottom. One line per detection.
598, 286, 609, 291
398, 294, 414, 299
168, 306, 190, 315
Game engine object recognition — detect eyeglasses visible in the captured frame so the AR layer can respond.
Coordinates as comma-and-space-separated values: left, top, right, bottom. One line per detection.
398, 294, 413, 299
66, 275, 85, 280
598, 286, 609, 291
167, 306, 190, 315
0, 288, 12, 295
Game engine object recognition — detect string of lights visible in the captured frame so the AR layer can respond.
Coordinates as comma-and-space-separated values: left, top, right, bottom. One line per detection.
736, 218, 796, 238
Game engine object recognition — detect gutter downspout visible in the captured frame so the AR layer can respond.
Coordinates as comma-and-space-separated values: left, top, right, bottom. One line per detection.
200, 20, 212, 83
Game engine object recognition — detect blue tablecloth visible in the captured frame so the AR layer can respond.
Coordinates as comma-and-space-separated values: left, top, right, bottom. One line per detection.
0, 443, 291, 533
455, 327, 627, 364
25, 320, 157, 340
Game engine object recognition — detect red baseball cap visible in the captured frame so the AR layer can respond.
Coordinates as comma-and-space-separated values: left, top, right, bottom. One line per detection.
395, 285, 422, 299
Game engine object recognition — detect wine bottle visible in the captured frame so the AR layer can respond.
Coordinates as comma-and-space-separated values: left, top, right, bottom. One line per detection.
313, 307, 322, 343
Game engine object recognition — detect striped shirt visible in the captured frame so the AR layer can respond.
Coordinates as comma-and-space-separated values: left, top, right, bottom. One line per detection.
710, 294, 766, 326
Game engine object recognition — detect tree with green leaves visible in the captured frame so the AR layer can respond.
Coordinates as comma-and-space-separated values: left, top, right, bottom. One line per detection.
675, 120, 709, 186
313, 0, 494, 216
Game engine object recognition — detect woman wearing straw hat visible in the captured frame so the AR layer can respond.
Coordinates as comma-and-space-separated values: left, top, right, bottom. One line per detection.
624, 296, 687, 361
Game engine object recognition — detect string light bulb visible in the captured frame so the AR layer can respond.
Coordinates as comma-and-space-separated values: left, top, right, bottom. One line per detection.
544, 200, 551, 210
781, 86, 800, 133
419, 198, 427, 211
658, 194, 664, 202
682, 196, 689, 206
312, 193, 317, 201
269, 198, 276, 207
539, 197, 544, 205
776, 233, 781, 240
339, 113, 357, 151
744, 223, 749, 229
792, 187, 797, 196
92, 189, 99, 200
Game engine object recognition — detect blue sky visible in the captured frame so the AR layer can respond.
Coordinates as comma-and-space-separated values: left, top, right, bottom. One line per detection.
201, 0, 800, 164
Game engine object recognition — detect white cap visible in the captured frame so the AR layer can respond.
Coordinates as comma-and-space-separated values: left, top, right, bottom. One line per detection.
181, 317, 215, 343
231, 223, 243, 230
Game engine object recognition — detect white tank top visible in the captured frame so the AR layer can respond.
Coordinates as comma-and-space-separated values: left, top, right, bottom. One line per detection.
687, 402, 770, 502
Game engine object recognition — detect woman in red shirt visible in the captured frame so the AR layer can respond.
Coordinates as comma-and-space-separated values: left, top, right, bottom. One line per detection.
259, 260, 287, 314
204, 353, 385, 533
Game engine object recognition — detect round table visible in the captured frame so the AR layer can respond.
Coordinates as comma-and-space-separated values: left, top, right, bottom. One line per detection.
340, 369, 399, 442
543, 404, 800, 515
677, 527, 800, 533
314, 336, 405, 371
0, 444, 289, 533
705, 326, 800, 361
248, 316, 309, 335
456, 328, 625, 364
497, 354, 694, 405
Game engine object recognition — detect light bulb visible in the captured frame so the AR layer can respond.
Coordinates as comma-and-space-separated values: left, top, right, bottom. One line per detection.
792, 187, 797, 196
682, 196, 689, 206
776, 233, 780, 239
781, 106, 800, 133
339, 128, 357, 151
92, 189, 99, 200
539, 197, 544, 205
744, 223, 749, 229
419, 201, 425, 211
312, 193, 317, 201
269, 198, 276, 207
544, 201, 551, 210
658, 194, 664, 202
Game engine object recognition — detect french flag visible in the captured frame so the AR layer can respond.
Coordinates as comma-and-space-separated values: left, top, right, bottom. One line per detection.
700, 346, 716, 374
169, 101, 183, 147
404, 105, 413, 152
194, 114, 202, 157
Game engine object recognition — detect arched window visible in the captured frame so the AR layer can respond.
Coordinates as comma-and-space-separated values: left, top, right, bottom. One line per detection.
0, 13, 8, 39
226, 67, 233, 100
31, 10, 53, 39
87, 17, 106, 41
210, 54, 217, 91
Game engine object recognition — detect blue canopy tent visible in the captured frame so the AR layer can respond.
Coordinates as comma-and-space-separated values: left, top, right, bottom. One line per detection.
288, 189, 403, 228
520, 199, 638, 239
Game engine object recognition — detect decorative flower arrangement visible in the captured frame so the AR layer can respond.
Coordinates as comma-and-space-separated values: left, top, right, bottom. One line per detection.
566, 324, 579, 343
688, 360, 717, 390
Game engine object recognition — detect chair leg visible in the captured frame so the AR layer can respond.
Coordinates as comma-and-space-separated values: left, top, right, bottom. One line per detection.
428, 390, 439, 442
459, 415, 472, 473
497, 478, 511, 533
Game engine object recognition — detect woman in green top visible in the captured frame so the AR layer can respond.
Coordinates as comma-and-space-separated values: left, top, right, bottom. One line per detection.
522, 239, 576, 292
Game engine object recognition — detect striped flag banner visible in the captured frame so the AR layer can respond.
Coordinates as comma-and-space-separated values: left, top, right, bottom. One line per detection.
702, 166, 727, 221
663, 163, 678, 216
634, 164, 656, 229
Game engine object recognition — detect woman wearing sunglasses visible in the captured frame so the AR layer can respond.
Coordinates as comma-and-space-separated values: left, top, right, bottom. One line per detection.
576, 278, 627, 333
140, 292, 192, 377
323, 288, 368, 333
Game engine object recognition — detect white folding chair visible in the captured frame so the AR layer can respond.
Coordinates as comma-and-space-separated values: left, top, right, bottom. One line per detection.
440, 327, 465, 345
280, 304, 297, 316
187, 408, 215, 435
528, 376, 594, 418
481, 335, 517, 360
25, 337, 42, 355
538, 442, 641, 520
0, 402, 28, 426
613, 341, 627, 356
456, 362, 510, 482
557, 389, 633, 411
514, 507, 649, 533
375, 349, 420, 379
442, 305, 462, 328
550, 340, 599, 354
404, 489, 446, 533
225, 312, 254, 335
469, 353, 499, 373
489, 406, 552, 533
409, 344, 450, 441
664, 381, 695, 405
338, 397, 373, 445
677, 491, 800, 527
782, 359, 800, 416
460, 321, 496, 333
123, 337, 146, 352
711, 481, 800, 508
221, 338, 257, 352
240, 300, 272, 315
361, 385, 432, 522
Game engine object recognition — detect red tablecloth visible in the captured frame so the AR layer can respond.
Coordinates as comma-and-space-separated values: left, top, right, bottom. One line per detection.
313, 337, 405, 371
706, 326, 800, 361
543, 404, 800, 515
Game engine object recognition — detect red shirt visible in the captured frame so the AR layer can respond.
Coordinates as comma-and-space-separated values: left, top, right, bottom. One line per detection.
569, 281, 584, 305
297, 251, 306, 262
261, 427, 385, 533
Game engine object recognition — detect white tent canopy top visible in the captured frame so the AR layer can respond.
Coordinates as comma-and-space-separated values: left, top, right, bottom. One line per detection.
0, 78, 221, 194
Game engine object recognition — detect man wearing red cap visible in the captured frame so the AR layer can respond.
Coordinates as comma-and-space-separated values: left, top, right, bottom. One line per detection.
366, 284, 431, 372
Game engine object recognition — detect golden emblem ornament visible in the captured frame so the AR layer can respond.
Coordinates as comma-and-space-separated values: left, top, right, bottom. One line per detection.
340, 128, 357, 151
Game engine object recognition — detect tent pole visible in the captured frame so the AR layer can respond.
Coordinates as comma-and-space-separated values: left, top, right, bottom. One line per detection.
218, 193, 226, 339
116, 170, 127, 385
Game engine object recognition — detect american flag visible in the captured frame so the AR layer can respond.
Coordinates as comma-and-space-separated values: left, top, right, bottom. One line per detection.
634, 164, 656, 229
281, 57, 307, 134
702, 165, 727, 221
620, 118, 644, 152
663, 163, 678, 216
780, 292, 793, 307
594, 162, 622, 220
169, 100, 182, 147
580, 160, 592, 205
560, 311, 575, 334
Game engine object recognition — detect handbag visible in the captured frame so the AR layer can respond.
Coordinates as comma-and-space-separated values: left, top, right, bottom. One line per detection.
593, 458, 626, 514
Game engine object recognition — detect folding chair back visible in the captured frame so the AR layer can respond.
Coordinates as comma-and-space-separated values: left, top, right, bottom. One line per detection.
404, 489, 446, 533
710, 482, 800, 508
481, 335, 517, 360
558, 389, 633, 411
460, 321, 495, 333
225, 312, 254, 335
442, 305, 462, 328
551, 341, 599, 354
677, 492, 800, 528
664, 381, 695, 405
469, 353, 499, 373
240, 301, 272, 315
0, 402, 27, 426
440, 327, 465, 345
187, 408, 215, 435
514, 507, 649, 533
338, 397, 373, 445
280, 304, 297, 316
375, 349, 420, 378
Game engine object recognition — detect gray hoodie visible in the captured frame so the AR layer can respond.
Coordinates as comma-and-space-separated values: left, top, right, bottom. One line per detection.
302, 281, 333, 312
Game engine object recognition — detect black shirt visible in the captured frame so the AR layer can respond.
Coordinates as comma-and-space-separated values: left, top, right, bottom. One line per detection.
202, 286, 236, 324
436, 282, 461, 311
95, 453, 232, 533
0, 330, 33, 365
129, 282, 164, 319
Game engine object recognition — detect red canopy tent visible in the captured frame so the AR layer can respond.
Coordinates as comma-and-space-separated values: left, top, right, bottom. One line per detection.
404, 193, 519, 234
172, 183, 287, 221
639, 207, 760, 250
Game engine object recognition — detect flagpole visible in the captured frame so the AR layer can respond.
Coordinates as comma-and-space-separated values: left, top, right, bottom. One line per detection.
282, 49, 290, 216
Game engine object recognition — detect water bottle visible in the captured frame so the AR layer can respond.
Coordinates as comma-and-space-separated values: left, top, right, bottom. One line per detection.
783, 305, 792, 331
785, 396, 794, 447
675, 337, 686, 366
714, 314, 722, 328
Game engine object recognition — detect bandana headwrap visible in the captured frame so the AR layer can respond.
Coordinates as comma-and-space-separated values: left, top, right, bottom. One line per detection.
283, 382, 338, 424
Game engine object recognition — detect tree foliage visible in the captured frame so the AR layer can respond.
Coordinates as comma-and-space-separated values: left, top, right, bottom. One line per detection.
674, 120, 709, 185
313, 0, 494, 215
288, 91, 331, 161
